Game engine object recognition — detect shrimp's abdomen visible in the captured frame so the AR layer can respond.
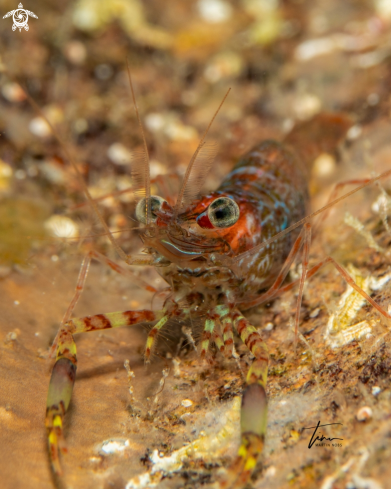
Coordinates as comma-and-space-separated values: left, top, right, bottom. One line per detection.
218, 114, 351, 294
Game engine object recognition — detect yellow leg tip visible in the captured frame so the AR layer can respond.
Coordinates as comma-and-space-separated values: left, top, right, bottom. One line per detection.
238, 444, 248, 458
244, 456, 257, 472
48, 430, 57, 446
53, 415, 63, 429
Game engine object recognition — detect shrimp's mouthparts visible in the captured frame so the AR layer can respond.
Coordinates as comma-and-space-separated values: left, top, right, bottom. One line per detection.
159, 233, 228, 260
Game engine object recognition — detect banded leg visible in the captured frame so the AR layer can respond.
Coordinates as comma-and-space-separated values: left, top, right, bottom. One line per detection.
46, 308, 161, 475
145, 314, 170, 360
50, 250, 158, 357
212, 320, 225, 354
200, 305, 231, 358
221, 313, 234, 357
201, 315, 218, 358
222, 311, 269, 488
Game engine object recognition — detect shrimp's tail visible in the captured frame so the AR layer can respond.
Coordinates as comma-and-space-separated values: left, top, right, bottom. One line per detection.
284, 112, 352, 169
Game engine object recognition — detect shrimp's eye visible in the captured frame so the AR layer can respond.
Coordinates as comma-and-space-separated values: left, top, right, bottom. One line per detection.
207, 197, 240, 228
135, 196, 167, 224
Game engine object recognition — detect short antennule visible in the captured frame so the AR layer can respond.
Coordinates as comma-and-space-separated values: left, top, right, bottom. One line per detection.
126, 59, 151, 225
173, 88, 231, 218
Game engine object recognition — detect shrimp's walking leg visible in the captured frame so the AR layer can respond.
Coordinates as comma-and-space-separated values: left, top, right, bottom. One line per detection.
293, 223, 311, 342
201, 305, 233, 358
314, 178, 372, 233
279, 256, 391, 321
145, 314, 170, 360
221, 310, 268, 488
46, 308, 162, 475
221, 313, 234, 357
240, 224, 312, 343
50, 251, 157, 358
201, 313, 219, 358
212, 320, 225, 353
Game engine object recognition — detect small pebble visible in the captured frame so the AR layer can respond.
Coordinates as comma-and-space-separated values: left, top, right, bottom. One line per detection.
293, 93, 321, 120
372, 386, 381, 396
312, 154, 336, 178
181, 399, 193, 408
29, 105, 63, 138
265, 322, 274, 331
347, 124, 362, 141
264, 466, 276, 478
64, 40, 87, 65
356, 406, 372, 422
99, 439, 129, 455
73, 118, 88, 134
95, 63, 114, 81
1, 82, 26, 102
197, 0, 232, 23
44, 215, 79, 239
107, 143, 132, 166
145, 113, 165, 132
29, 117, 51, 138
0, 159, 12, 180
5, 332, 17, 343
309, 307, 321, 318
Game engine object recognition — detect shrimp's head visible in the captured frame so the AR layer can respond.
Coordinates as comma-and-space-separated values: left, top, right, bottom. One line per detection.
134, 193, 242, 269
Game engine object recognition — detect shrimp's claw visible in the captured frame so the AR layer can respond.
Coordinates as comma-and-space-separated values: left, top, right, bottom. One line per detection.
46, 357, 77, 475
222, 384, 267, 488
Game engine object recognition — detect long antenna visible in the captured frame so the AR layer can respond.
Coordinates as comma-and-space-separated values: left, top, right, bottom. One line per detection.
18, 81, 130, 264
126, 59, 151, 226
173, 88, 230, 218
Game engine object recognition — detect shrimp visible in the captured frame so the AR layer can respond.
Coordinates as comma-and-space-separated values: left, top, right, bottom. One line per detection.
37, 72, 391, 488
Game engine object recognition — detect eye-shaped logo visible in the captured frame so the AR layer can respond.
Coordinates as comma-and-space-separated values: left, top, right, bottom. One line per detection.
3, 3, 38, 32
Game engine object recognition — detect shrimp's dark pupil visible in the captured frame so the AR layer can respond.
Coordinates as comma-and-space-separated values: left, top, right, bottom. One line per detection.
215, 208, 228, 220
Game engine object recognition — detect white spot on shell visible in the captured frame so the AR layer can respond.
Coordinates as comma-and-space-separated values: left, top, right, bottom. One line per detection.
181, 399, 193, 408
356, 406, 372, 422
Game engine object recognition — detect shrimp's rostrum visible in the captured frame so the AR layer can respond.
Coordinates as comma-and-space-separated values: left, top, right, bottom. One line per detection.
45, 88, 389, 488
